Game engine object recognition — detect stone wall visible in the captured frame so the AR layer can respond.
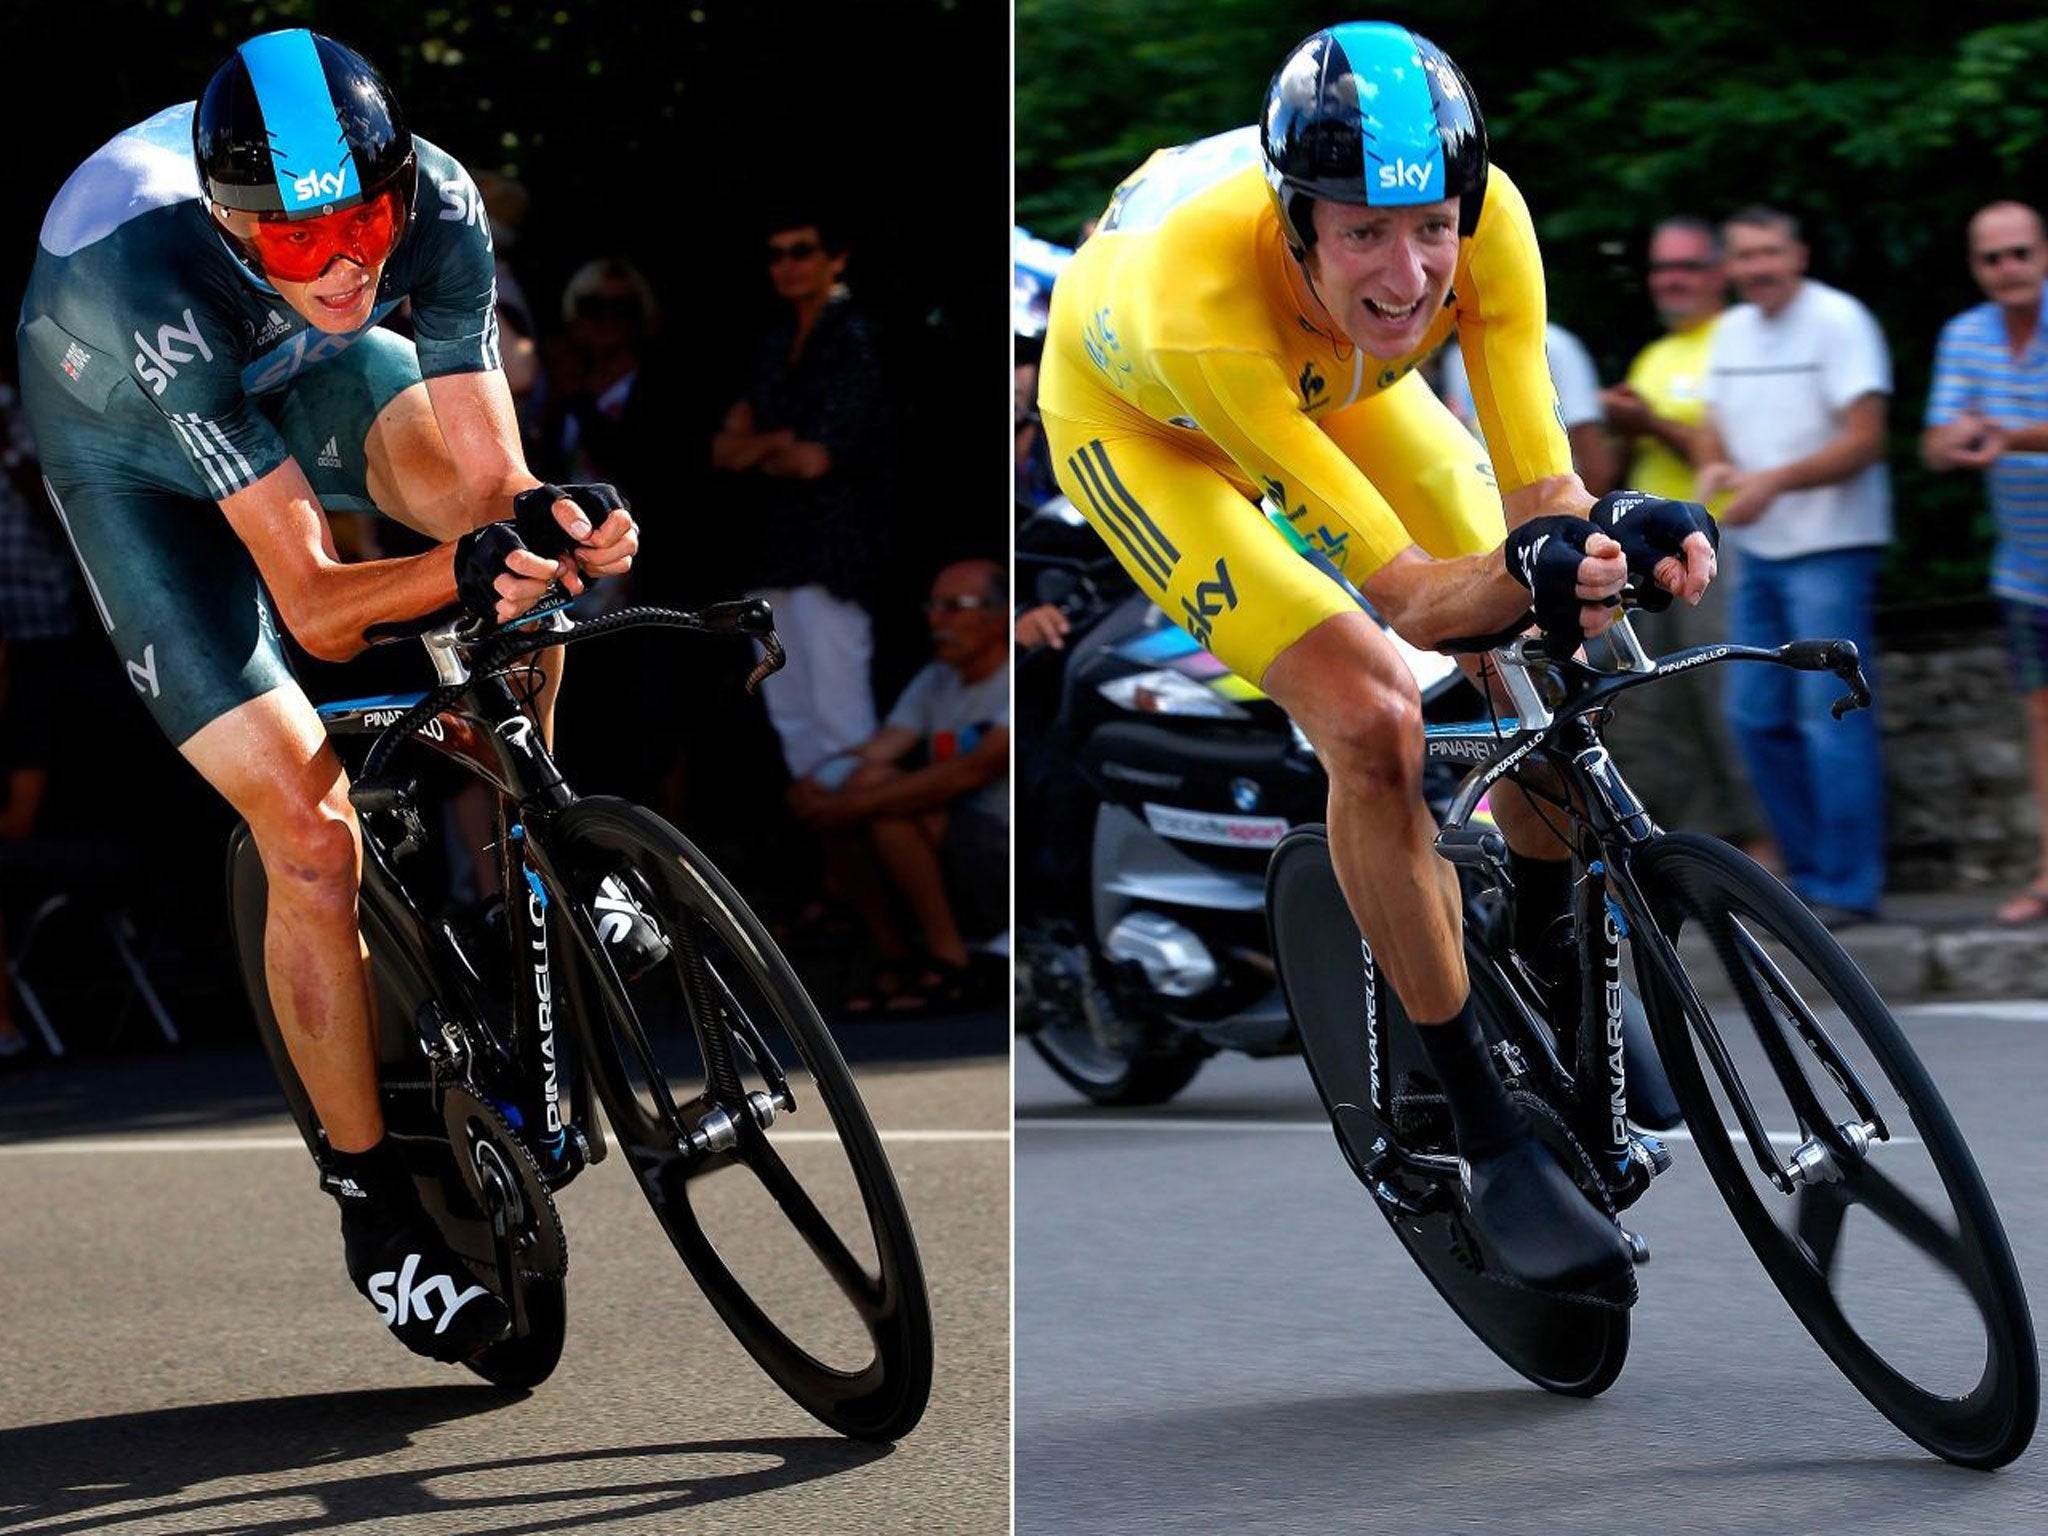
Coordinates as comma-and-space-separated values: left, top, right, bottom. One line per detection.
1881, 616, 2036, 893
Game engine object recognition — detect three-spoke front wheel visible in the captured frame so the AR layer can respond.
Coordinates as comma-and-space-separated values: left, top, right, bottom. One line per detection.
1628, 833, 2038, 1469
555, 799, 934, 1442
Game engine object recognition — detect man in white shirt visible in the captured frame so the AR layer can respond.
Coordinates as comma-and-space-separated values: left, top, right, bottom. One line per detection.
1435, 321, 1618, 494
1696, 205, 1892, 927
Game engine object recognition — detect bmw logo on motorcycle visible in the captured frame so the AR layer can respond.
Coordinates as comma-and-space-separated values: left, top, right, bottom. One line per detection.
1230, 777, 1263, 812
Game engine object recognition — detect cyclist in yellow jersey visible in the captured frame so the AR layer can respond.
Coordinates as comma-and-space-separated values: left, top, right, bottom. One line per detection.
1039, 22, 1719, 1294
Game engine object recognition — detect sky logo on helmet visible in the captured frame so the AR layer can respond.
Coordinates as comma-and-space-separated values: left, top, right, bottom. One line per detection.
293, 168, 348, 203
1375, 157, 1441, 197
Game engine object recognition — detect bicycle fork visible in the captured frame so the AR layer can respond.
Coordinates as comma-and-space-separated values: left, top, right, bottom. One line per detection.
503, 823, 589, 1184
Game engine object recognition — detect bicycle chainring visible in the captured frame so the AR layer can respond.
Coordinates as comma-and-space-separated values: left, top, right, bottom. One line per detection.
442, 1083, 569, 1280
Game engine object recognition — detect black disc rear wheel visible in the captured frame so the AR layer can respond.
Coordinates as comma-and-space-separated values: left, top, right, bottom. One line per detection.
225, 824, 567, 1390
555, 798, 933, 1442
1266, 825, 1630, 1397
1628, 833, 2037, 1468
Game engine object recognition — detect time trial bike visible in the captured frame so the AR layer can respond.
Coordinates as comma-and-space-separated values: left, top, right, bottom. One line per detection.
226, 595, 933, 1441
1266, 613, 2037, 1468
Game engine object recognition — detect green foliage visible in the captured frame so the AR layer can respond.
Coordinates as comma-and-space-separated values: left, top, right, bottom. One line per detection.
1016, 0, 2048, 609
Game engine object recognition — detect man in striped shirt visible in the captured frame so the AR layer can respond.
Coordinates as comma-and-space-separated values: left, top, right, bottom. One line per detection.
1923, 201, 2048, 924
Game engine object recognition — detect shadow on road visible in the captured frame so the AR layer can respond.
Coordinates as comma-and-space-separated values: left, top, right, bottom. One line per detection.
0, 1385, 888, 1534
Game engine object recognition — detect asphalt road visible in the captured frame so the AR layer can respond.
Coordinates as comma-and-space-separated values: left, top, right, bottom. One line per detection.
1017, 1000, 2048, 1535
0, 1021, 1009, 1536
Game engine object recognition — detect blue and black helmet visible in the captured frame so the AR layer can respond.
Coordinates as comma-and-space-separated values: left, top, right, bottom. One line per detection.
1260, 22, 1488, 255
194, 29, 415, 224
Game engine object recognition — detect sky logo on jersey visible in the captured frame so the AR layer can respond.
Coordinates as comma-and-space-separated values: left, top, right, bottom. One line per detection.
133, 309, 214, 395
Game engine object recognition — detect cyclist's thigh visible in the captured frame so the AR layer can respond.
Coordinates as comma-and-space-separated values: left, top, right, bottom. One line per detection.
177, 674, 350, 837
266, 327, 440, 524
1318, 371, 1505, 560
1040, 410, 1355, 686
40, 473, 292, 749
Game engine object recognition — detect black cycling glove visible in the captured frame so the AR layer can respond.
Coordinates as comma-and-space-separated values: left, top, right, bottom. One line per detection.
1586, 489, 1718, 613
1503, 515, 1606, 653
512, 481, 629, 558
454, 521, 528, 623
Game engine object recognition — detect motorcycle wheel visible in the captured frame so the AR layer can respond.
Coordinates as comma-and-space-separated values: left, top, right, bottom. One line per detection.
1020, 930, 1205, 1106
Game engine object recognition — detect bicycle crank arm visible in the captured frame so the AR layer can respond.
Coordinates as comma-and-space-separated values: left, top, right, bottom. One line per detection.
1358, 1134, 1456, 1219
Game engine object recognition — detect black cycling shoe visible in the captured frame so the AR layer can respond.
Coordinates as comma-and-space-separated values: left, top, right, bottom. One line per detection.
1523, 918, 1683, 1132
337, 1185, 512, 1363
1459, 1133, 1635, 1295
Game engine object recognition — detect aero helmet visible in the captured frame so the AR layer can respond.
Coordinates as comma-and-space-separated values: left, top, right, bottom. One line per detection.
194, 29, 415, 283
1260, 22, 1488, 256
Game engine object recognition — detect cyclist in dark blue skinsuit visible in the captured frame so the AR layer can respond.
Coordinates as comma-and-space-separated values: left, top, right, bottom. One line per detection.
17, 29, 642, 1363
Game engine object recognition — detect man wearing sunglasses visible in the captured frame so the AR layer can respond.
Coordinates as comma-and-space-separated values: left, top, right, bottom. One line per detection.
1922, 202, 2048, 925
1596, 217, 1770, 864
15, 28, 639, 1365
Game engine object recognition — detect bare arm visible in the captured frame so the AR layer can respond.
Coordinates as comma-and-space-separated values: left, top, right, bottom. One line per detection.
1701, 394, 1887, 526
710, 400, 797, 472
1359, 534, 1627, 653
1757, 392, 1888, 494
216, 459, 558, 661
0, 765, 47, 840
427, 367, 637, 580
1601, 383, 1709, 465
836, 727, 1009, 822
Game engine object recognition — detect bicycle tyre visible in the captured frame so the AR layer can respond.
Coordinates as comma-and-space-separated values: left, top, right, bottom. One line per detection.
1629, 832, 2038, 1468
225, 825, 567, 1391
1266, 825, 1630, 1397
551, 797, 934, 1442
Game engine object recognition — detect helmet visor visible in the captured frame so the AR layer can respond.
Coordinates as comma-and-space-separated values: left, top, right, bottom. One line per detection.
221, 188, 405, 283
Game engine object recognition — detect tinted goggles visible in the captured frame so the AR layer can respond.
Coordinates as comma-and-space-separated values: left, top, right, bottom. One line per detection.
221, 188, 406, 283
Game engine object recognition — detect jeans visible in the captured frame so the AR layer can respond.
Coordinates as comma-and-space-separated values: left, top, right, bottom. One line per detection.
1724, 545, 1886, 913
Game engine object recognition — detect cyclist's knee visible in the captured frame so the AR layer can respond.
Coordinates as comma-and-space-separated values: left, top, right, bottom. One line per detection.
1312, 671, 1424, 801
251, 786, 363, 904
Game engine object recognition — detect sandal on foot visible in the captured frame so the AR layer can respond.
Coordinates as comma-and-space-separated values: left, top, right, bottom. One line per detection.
841, 964, 910, 1017
1997, 884, 2048, 926
883, 960, 976, 1016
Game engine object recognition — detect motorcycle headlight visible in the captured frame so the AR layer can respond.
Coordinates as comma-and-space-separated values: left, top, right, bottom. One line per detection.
1097, 669, 1250, 719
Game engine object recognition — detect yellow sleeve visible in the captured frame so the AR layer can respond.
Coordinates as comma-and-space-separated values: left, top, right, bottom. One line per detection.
1452, 168, 1573, 495
1151, 345, 1415, 578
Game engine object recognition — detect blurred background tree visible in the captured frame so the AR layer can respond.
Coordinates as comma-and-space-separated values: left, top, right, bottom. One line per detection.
1017, 0, 2048, 613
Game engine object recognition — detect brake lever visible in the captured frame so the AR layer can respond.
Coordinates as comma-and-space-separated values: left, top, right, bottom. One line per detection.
1779, 638, 1871, 718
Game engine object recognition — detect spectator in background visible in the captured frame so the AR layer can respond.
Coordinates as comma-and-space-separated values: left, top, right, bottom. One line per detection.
471, 170, 539, 403
711, 214, 893, 787
535, 258, 677, 808
1437, 321, 1618, 494
1922, 201, 2048, 924
1015, 338, 1061, 511
790, 559, 1009, 1015
1696, 206, 1893, 928
0, 374, 70, 1060
542, 258, 667, 531
1598, 217, 1771, 858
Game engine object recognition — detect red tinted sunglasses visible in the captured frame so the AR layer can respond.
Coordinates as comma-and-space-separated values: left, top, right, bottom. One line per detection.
239, 189, 405, 283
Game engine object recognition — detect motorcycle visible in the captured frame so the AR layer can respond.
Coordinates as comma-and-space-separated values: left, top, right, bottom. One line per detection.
1015, 495, 1474, 1105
